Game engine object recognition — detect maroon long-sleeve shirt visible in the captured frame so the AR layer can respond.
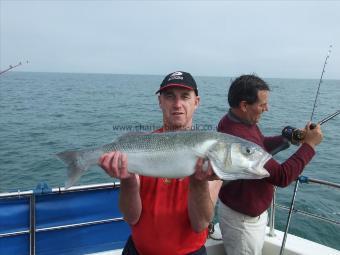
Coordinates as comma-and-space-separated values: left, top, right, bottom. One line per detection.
217, 112, 315, 217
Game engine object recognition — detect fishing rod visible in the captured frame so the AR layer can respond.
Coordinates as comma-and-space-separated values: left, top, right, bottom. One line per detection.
0, 60, 29, 76
318, 110, 340, 125
279, 45, 336, 255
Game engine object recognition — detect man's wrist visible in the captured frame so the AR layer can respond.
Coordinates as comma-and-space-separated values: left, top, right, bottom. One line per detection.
121, 175, 138, 186
303, 141, 316, 150
189, 176, 209, 189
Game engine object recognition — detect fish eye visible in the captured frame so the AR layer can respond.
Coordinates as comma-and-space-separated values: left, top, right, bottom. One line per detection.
242, 146, 255, 155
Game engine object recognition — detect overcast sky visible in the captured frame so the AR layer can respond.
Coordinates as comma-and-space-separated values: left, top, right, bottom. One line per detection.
1, 1, 339, 79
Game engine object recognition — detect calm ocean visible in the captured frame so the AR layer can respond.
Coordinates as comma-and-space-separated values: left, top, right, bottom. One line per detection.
0, 72, 339, 250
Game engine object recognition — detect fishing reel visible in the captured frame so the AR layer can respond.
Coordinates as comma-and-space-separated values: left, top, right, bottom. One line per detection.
282, 126, 306, 145
282, 123, 318, 145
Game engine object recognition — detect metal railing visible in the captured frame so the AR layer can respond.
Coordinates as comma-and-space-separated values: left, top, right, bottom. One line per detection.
0, 182, 124, 255
268, 175, 340, 255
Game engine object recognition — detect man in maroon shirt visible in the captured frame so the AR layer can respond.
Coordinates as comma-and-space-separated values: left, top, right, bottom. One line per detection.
217, 74, 323, 255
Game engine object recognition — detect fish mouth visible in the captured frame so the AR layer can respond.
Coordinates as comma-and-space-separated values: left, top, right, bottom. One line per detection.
256, 153, 272, 176
262, 153, 272, 166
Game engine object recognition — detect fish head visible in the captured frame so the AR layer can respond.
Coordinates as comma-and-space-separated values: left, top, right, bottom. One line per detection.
208, 141, 271, 180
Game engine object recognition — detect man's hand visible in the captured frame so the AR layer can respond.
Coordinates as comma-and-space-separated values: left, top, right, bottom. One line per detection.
303, 122, 323, 149
98, 151, 136, 180
192, 158, 220, 181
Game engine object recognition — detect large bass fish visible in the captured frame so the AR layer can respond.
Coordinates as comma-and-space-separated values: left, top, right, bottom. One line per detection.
57, 131, 272, 188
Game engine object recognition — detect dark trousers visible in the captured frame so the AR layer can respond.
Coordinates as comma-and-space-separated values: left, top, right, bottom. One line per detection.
122, 236, 207, 255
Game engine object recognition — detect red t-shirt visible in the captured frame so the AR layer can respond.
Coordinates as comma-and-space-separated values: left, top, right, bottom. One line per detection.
218, 113, 315, 216
131, 128, 208, 255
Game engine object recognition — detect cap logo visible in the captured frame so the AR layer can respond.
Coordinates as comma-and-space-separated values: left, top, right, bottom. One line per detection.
168, 71, 184, 81
171, 71, 183, 76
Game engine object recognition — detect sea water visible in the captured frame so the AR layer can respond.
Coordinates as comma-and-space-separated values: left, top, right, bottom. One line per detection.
0, 71, 339, 250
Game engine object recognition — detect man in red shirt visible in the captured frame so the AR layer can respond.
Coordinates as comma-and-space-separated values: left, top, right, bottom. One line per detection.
99, 71, 222, 255
217, 74, 323, 255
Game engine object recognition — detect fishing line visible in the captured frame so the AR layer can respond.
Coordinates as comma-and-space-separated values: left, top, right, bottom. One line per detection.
310, 45, 332, 122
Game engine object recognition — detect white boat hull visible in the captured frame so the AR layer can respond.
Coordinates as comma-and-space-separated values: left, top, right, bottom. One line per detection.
205, 225, 340, 255
88, 226, 340, 255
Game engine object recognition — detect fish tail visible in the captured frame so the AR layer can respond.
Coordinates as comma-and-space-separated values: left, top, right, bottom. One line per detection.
57, 149, 98, 189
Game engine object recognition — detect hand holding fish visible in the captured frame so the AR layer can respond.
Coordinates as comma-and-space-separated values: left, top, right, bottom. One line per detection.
192, 158, 219, 181
99, 151, 136, 180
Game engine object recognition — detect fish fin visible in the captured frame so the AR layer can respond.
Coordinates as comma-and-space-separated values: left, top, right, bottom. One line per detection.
119, 132, 148, 137
124, 132, 148, 135
57, 149, 95, 189
209, 160, 234, 180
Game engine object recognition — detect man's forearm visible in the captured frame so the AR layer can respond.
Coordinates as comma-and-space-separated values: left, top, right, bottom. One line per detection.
188, 178, 214, 233
264, 135, 289, 154
119, 177, 142, 225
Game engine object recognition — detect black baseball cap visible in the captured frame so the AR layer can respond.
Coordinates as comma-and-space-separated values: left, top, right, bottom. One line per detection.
155, 71, 198, 95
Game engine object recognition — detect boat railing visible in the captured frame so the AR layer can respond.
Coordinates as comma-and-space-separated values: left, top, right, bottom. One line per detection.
2, 178, 339, 255
0, 182, 129, 255
268, 175, 340, 254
